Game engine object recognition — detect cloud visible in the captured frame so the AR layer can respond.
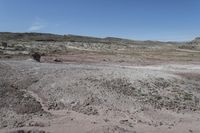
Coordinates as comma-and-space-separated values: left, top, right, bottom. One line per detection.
28, 17, 46, 31
28, 22, 45, 31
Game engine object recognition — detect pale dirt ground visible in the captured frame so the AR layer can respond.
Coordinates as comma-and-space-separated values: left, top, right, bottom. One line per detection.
0, 57, 200, 133
1, 33, 200, 133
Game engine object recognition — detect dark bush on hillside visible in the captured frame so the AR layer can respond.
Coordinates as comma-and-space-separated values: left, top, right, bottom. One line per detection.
1, 42, 7, 48
32, 53, 41, 62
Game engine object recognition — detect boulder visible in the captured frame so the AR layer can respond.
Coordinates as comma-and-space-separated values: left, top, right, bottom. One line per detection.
32, 53, 41, 62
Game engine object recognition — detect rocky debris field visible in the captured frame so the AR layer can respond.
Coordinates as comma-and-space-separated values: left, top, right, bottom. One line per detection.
0, 59, 200, 133
1, 32, 200, 133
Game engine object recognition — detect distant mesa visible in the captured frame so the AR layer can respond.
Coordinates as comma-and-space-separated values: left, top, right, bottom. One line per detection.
0, 32, 199, 45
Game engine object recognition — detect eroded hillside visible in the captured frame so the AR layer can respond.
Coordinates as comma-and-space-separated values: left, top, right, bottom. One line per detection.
0, 32, 200, 133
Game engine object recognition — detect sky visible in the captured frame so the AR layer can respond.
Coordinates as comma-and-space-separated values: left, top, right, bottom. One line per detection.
0, 0, 200, 41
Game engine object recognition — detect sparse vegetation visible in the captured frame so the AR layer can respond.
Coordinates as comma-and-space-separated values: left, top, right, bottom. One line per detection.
85, 77, 200, 112
1, 32, 200, 133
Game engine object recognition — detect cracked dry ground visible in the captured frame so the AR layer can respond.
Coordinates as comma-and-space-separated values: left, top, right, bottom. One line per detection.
0, 60, 200, 133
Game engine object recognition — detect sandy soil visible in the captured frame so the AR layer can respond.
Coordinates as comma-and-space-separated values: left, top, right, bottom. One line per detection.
0, 58, 200, 133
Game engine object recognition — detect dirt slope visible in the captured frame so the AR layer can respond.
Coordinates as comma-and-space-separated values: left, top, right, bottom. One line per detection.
0, 59, 200, 133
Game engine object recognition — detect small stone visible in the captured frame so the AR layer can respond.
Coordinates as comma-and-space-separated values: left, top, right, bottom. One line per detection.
91, 121, 97, 124
104, 119, 110, 122
189, 129, 193, 133
54, 58, 62, 62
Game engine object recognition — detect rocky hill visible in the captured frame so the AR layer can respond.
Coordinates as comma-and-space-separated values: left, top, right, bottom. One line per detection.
0, 32, 175, 45
191, 37, 200, 45
0, 32, 175, 56
177, 37, 200, 50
